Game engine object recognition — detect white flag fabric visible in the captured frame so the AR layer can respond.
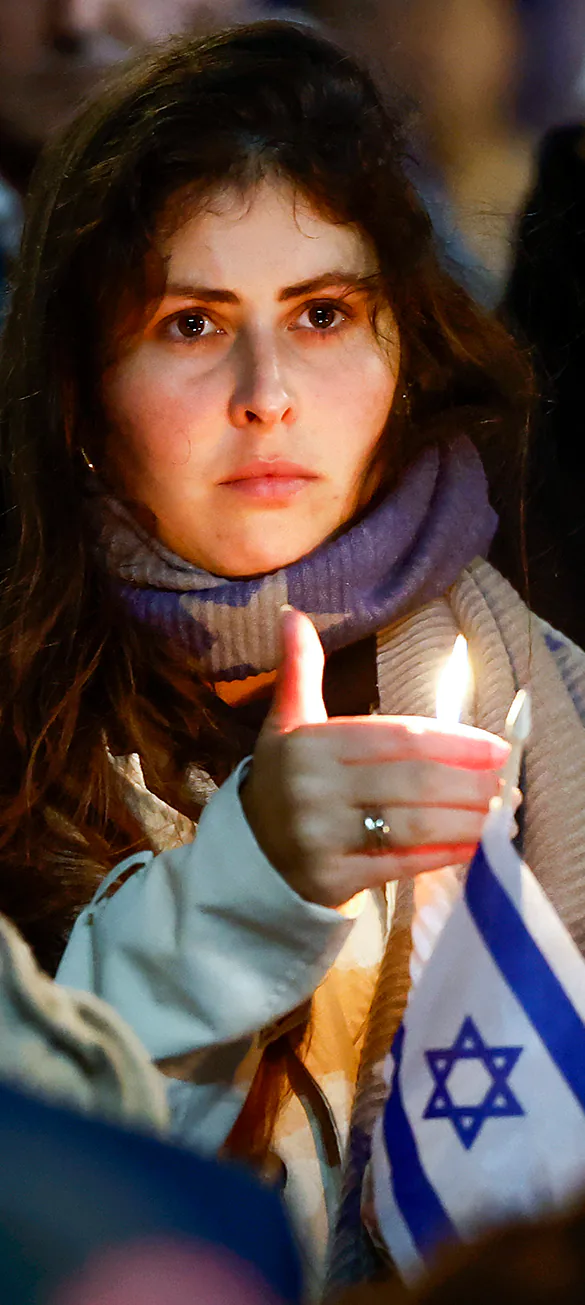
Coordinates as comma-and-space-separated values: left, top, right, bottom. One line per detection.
371, 804, 585, 1282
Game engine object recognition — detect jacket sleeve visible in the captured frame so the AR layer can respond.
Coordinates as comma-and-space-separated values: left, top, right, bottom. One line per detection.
56, 760, 353, 1148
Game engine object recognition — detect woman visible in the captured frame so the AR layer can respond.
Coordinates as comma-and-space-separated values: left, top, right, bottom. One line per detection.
2, 20, 585, 1295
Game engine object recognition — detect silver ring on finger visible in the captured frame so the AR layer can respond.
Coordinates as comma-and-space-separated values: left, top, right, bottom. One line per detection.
362, 810, 394, 854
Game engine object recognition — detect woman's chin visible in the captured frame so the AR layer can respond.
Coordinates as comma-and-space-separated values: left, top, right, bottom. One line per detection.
210, 549, 308, 579
156, 519, 340, 577
201, 534, 332, 579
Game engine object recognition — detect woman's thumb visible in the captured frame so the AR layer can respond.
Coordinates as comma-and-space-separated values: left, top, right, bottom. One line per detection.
269, 607, 328, 732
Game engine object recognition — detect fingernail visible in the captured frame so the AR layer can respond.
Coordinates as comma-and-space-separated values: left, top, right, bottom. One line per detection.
279, 605, 295, 640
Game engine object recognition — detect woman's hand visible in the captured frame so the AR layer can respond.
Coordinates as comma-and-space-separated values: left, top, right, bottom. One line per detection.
240, 609, 510, 909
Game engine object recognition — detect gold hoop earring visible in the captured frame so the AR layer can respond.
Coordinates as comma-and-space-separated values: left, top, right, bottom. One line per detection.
80, 448, 96, 473
398, 388, 410, 417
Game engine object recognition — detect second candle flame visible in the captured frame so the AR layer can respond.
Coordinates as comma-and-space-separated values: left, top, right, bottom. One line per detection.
436, 635, 469, 727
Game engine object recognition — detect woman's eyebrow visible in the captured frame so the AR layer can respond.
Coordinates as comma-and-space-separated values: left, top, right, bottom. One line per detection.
278, 271, 379, 301
161, 271, 380, 305
163, 283, 239, 304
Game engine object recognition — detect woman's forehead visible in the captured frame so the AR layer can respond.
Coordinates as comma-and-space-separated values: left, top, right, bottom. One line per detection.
157, 177, 380, 299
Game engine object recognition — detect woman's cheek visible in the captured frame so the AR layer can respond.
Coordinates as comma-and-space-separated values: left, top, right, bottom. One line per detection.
104, 353, 216, 472
324, 348, 396, 433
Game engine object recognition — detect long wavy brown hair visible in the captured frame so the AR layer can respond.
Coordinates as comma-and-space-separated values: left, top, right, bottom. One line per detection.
0, 20, 530, 1159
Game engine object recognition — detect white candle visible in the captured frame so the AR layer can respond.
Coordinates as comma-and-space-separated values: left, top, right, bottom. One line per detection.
410, 657, 532, 988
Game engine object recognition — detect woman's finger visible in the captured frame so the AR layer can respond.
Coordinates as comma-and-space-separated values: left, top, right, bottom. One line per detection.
307, 846, 480, 908
295, 717, 510, 770
354, 804, 486, 851
295, 802, 486, 857
342, 759, 500, 810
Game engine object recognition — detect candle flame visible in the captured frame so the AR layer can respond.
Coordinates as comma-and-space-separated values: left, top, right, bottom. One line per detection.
436, 635, 469, 727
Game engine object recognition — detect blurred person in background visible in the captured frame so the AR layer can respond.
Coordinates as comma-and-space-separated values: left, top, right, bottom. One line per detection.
0, 910, 299, 1304
0, 0, 285, 296
500, 123, 585, 649
53, 1241, 285, 1305
0, 0, 270, 168
309, 0, 585, 306
0, 0, 293, 172
0, 1077, 298, 1305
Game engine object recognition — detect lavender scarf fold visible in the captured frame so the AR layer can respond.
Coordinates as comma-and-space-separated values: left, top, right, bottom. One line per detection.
93, 437, 497, 683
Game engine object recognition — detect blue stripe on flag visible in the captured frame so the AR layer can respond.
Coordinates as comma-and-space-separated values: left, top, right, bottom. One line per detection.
466, 844, 585, 1110
384, 1024, 458, 1258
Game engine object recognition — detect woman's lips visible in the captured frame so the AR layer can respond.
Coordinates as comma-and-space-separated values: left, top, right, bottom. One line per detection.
222, 476, 313, 501
220, 461, 318, 502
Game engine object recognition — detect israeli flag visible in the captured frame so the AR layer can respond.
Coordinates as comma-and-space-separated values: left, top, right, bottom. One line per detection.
371, 804, 585, 1281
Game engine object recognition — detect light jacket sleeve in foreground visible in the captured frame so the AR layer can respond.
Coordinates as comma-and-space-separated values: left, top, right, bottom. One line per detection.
56, 759, 352, 1071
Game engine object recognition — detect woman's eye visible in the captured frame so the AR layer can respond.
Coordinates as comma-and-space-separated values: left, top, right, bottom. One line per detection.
297, 303, 347, 332
170, 312, 218, 339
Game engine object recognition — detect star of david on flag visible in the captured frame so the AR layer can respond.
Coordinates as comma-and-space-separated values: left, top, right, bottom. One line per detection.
370, 803, 585, 1283
423, 1016, 523, 1149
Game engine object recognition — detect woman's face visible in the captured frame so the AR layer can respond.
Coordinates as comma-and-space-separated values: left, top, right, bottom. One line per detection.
102, 177, 399, 576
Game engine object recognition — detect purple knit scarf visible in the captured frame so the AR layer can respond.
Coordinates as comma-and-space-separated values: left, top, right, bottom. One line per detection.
94, 437, 497, 684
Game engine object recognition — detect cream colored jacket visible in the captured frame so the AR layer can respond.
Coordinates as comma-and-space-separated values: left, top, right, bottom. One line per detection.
57, 760, 387, 1290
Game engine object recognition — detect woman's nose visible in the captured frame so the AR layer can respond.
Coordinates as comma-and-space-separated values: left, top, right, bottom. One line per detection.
229, 333, 295, 430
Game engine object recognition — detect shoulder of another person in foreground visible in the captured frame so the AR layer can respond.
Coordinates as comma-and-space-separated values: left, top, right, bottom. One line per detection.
335, 1195, 585, 1305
